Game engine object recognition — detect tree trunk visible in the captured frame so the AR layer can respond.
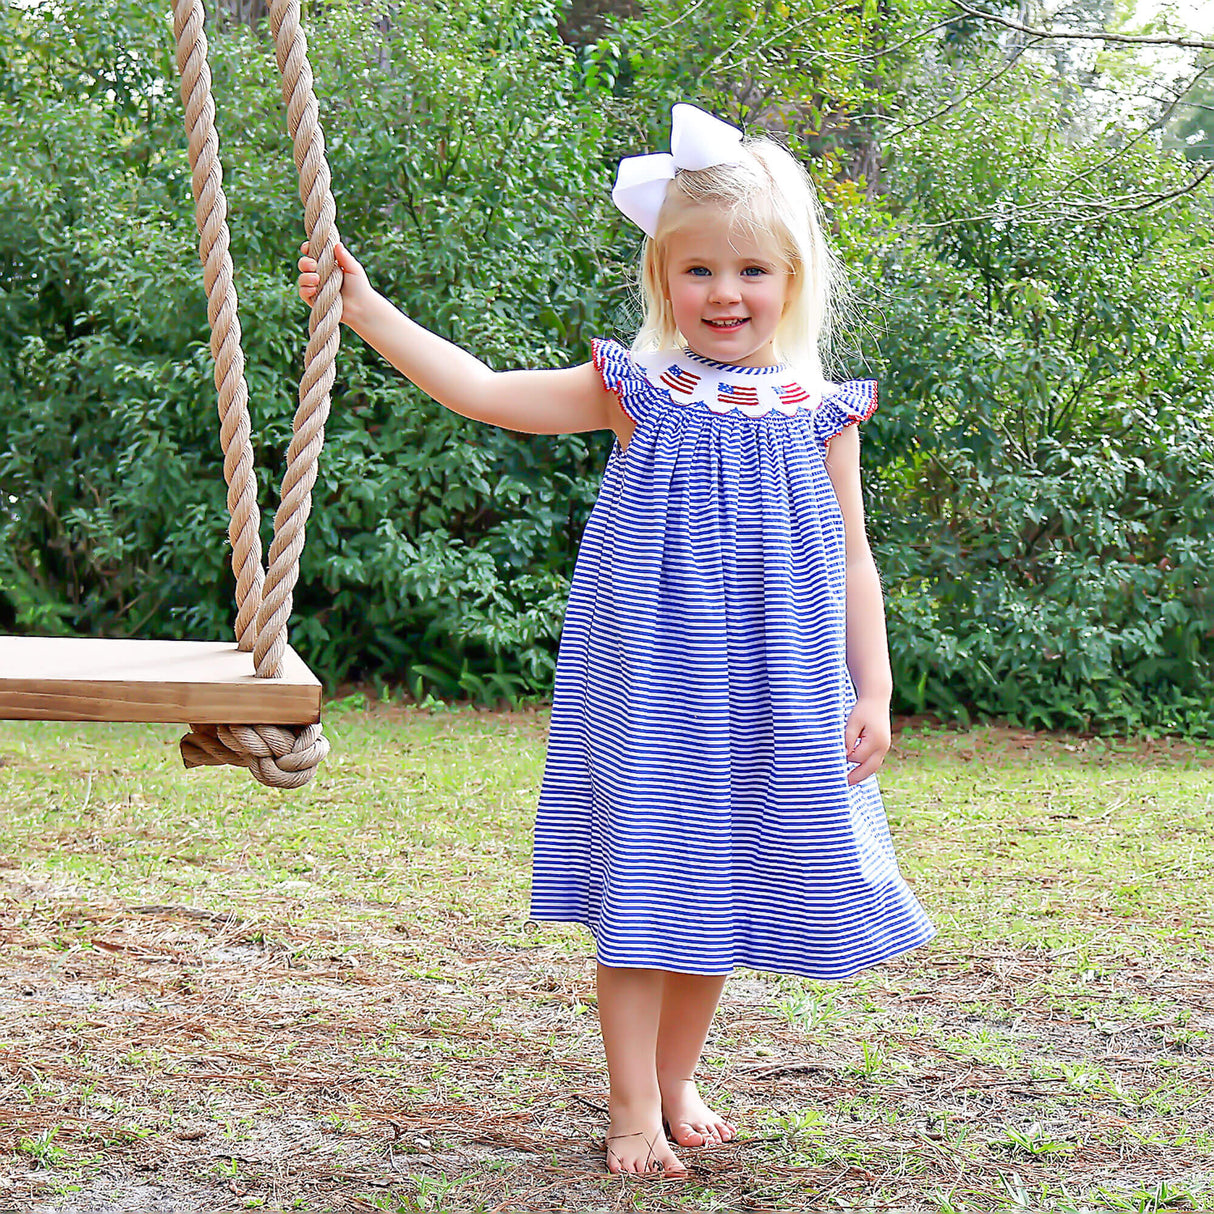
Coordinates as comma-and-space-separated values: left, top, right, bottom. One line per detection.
217, 0, 270, 27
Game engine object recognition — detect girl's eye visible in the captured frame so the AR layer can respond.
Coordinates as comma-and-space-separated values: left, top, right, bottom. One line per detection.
742, 266, 768, 277
688, 266, 711, 277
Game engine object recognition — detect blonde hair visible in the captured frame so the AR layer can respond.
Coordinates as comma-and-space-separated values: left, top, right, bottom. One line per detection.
632, 137, 844, 384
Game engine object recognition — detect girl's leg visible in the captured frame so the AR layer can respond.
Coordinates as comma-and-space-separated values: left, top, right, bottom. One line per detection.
656, 972, 737, 1147
596, 963, 687, 1176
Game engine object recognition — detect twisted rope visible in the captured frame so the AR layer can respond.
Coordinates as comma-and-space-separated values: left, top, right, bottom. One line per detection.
172, 0, 340, 788
171, 0, 263, 651
256, 0, 343, 681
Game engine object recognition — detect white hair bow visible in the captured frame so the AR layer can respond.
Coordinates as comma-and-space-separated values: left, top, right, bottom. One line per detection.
612, 104, 747, 239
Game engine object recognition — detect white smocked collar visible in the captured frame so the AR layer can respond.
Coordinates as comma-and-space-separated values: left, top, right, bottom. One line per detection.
631, 348, 832, 418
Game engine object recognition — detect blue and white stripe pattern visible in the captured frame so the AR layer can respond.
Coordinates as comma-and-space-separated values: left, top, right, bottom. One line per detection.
529, 339, 935, 980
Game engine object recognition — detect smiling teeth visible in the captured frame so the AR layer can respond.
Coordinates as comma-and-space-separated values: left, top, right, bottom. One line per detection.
707, 319, 746, 328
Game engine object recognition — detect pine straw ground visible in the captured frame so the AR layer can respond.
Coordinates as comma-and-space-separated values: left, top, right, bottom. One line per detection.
0, 709, 1211, 1214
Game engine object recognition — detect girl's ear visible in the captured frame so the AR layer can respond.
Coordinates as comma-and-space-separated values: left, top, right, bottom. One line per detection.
781, 269, 799, 313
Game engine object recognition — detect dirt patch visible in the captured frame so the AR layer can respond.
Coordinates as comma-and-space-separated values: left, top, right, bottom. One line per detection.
21, 1183, 213, 1214
2, 713, 1211, 1212
2, 872, 1211, 1212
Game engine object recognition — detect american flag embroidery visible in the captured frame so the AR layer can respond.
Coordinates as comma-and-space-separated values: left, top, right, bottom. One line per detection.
717, 383, 760, 408
659, 364, 702, 395
774, 382, 812, 405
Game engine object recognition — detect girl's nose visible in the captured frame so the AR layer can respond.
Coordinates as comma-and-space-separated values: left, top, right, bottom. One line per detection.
709, 276, 742, 304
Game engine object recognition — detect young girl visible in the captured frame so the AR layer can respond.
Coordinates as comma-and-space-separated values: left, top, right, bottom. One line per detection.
299, 103, 935, 1179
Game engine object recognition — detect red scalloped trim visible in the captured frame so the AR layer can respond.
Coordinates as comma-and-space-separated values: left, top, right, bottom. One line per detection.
591, 338, 642, 426
822, 380, 878, 453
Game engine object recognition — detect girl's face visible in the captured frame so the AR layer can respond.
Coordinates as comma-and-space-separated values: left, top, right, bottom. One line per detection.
662, 206, 792, 367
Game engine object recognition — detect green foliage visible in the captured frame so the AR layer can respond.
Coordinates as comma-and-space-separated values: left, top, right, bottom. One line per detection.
0, 0, 620, 691
860, 67, 1214, 733
597, 0, 939, 200
1, 0, 1211, 731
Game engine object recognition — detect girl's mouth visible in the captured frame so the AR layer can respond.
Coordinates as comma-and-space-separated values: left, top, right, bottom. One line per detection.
704, 318, 748, 330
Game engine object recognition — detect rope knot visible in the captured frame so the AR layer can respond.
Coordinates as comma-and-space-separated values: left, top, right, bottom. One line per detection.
180, 722, 329, 788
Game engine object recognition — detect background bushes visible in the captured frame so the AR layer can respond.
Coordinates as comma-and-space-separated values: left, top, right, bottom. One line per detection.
1, 0, 1211, 732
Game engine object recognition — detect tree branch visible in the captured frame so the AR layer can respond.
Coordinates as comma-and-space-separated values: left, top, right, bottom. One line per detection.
951, 0, 1214, 51
910, 161, 1214, 228
1047, 64, 1214, 195
882, 37, 1046, 140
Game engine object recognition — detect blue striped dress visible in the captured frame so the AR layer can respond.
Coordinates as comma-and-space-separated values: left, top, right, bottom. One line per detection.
529, 339, 935, 980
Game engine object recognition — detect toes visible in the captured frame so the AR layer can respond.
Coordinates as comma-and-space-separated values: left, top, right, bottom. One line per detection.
667, 1114, 735, 1148
660, 1146, 688, 1176
607, 1129, 685, 1177
668, 1120, 704, 1147
666, 1111, 739, 1147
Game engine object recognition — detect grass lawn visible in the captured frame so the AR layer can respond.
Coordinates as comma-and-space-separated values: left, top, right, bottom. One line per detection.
0, 705, 1211, 1213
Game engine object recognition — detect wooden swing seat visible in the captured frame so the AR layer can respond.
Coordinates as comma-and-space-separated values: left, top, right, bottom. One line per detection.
0, 636, 320, 725
0, 3, 341, 784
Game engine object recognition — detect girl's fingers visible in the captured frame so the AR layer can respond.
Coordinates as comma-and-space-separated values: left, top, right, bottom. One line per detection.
298, 239, 356, 308
846, 757, 875, 785
299, 246, 359, 276
845, 740, 886, 784
299, 239, 350, 257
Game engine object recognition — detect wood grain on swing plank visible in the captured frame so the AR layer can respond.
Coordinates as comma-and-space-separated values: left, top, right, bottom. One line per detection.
0, 637, 322, 725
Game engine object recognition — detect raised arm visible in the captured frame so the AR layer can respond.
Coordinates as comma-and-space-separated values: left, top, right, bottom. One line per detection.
299, 243, 626, 440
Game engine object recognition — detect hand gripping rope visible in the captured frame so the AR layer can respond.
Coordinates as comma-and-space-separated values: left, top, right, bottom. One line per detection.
171, 0, 340, 788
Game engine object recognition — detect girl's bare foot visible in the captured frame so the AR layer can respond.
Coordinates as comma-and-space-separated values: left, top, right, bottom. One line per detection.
606, 1100, 687, 1176
660, 1077, 737, 1147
